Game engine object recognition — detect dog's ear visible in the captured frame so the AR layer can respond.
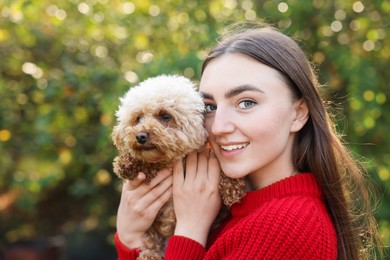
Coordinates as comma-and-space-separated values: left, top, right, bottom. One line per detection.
180, 112, 208, 149
112, 125, 124, 151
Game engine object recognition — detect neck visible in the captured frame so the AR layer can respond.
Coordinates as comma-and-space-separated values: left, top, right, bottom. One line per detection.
246, 167, 297, 190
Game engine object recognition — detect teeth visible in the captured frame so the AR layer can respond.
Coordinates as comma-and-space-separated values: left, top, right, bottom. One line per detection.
221, 143, 248, 151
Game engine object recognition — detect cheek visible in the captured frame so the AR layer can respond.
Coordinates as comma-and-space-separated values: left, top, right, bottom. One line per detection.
204, 117, 213, 134
204, 118, 219, 150
263, 116, 289, 136
263, 102, 294, 125
245, 110, 292, 141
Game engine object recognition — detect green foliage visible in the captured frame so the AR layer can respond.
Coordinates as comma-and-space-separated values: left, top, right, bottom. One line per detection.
1, 0, 389, 258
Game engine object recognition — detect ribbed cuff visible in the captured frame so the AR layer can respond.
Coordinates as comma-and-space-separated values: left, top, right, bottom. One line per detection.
114, 232, 140, 260
165, 235, 206, 260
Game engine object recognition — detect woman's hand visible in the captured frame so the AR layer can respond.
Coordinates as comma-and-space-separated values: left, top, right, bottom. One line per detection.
116, 169, 173, 249
173, 149, 222, 247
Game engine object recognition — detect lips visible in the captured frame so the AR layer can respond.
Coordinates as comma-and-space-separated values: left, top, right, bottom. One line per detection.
220, 143, 249, 151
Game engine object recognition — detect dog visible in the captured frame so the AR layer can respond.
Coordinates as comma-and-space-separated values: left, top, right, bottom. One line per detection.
112, 74, 246, 259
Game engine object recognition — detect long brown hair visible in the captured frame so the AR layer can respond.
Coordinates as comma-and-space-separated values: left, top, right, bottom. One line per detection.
201, 23, 381, 259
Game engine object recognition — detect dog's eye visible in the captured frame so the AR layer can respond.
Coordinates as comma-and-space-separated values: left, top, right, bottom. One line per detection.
159, 113, 172, 122
135, 116, 142, 124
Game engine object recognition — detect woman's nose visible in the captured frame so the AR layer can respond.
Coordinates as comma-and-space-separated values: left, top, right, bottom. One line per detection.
211, 108, 235, 135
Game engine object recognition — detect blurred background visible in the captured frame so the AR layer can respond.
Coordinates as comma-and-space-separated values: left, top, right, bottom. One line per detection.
0, 0, 389, 259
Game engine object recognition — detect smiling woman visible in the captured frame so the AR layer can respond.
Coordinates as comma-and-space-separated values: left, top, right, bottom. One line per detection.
114, 23, 382, 260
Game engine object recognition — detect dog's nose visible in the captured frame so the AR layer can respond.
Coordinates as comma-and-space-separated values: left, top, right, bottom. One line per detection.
136, 132, 148, 144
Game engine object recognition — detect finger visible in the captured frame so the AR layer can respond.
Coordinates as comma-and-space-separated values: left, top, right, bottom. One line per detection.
124, 172, 146, 191
207, 151, 221, 185
123, 169, 171, 202
140, 175, 173, 209
147, 186, 173, 216
196, 150, 208, 179
185, 152, 198, 181
147, 168, 172, 189
131, 168, 171, 199
173, 159, 184, 187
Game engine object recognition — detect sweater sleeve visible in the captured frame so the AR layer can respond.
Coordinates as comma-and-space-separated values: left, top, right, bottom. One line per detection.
207, 197, 337, 260
114, 232, 140, 260
164, 235, 206, 260
115, 233, 206, 260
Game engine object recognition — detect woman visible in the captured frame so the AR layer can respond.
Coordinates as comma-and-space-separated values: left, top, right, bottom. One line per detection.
115, 24, 381, 259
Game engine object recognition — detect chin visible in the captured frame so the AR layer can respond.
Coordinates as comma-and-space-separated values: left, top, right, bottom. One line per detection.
220, 165, 247, 179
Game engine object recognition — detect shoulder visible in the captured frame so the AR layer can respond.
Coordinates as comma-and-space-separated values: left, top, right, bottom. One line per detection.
214, 195, 337, 259
248, 195, 335, 235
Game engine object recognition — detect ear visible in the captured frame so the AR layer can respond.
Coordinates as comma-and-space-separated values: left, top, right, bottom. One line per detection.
112, 125, 124, 150
290, 98, 309, 132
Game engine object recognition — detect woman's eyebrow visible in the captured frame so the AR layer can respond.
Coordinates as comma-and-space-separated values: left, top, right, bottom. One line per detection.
200, 84, 264, 100
225, 84, 264, 98
200, 92, 213, 100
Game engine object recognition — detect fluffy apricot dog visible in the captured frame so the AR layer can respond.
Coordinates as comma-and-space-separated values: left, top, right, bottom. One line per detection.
112, 74, 245, 260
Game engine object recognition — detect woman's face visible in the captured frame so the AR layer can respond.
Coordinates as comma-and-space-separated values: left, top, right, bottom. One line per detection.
200, 53, 308, 189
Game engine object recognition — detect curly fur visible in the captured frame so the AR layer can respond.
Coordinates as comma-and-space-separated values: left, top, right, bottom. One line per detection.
112, 74, 246, 260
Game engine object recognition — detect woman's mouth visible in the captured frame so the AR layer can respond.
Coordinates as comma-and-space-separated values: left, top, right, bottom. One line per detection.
220, 143, 249, 151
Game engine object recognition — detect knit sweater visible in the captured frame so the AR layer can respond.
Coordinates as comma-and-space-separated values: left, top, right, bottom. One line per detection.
115, 173, 338, 259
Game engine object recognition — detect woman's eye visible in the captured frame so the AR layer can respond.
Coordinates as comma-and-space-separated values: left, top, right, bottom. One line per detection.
238, 100, 256, 109
205, 104, 217, 113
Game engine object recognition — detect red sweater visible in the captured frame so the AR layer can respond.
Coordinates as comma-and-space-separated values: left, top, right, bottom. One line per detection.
115, 173, 338, 259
